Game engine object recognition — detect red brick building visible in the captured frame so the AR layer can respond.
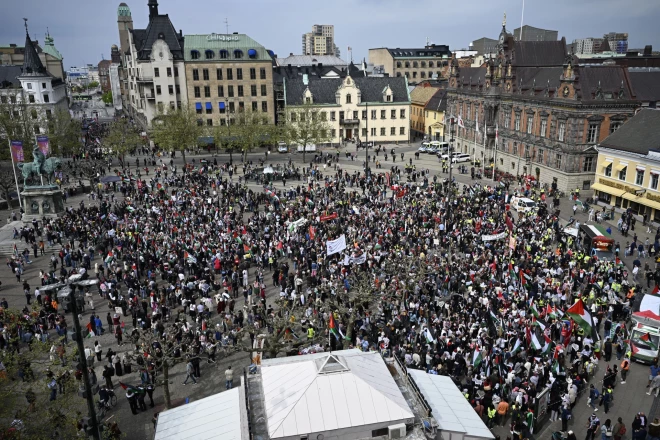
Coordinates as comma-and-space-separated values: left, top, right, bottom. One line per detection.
98, 59, 111, 92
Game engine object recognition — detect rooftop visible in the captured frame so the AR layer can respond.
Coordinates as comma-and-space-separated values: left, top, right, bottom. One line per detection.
599, 109, 660, 155
512, 40, 566, 67
131, 14, 184, 60
0, 65, 22, 88
276, 54, 347, 67
184, 34, 271, 62
284, 75, 410, 106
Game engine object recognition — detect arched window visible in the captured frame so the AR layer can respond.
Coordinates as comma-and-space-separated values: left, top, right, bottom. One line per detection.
190, 50, 200, 60
205, 50, 215, 59
396, 61, 402, 68
346, 94, 352, 104
248, 49, 257, 58
404, 61, 410, 68
413, 61, 418, 68
421, 61, 426, 67
396, 72, 402, 77
428, 61, 434, 67
420, 72, 426, 78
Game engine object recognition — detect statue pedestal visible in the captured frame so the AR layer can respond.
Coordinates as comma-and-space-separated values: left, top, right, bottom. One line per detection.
21, 185, 65, 224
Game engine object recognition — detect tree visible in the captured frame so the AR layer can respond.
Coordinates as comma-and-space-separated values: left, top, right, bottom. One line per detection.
150, 106, 204, 165
101, 91, 113, 105
87, 81, 99, 89
211, 123, 238, 164
102, 118, 141, 166
283, 103, 332, 163
0, 161, 20, 208
231, 108, 279, 162
46, 110, 83, 158
0, 90, 37, 162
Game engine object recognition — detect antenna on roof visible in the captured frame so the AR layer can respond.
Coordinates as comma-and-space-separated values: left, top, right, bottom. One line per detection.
224, 18, 229, 35
519, 0, 525, 41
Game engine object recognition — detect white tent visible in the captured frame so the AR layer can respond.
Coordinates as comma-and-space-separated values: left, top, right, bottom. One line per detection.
408, 370, 494, 440
154, 385, 248, 440
260, 349, 414, 440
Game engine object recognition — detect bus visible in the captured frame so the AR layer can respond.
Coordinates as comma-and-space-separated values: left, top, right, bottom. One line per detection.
579, 224, 614, 260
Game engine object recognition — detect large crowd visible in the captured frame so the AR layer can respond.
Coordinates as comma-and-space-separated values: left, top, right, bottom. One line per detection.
3, 148, 656, 440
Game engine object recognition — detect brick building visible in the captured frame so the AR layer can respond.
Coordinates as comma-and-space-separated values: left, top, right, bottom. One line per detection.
369, 45, 452, 83
446, 17, 640, 191
98, 59, 111, 92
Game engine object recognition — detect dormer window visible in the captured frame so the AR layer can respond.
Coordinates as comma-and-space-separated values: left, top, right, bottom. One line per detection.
234, 50, 243, 59
346, 94, 352, 104
305, 97, 311, 104
205, 50, 215, 59
386, 95, 391, 102
190, 50, 200, 60
219, 50, 228, 59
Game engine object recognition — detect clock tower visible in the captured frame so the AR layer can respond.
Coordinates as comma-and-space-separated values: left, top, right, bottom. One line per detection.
497, 12, 508, 54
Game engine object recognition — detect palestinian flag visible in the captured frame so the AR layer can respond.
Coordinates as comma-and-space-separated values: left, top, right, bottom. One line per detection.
328, 314, 347, 340
531, 333, 543, 350
529, 302, 540, 319
511, 338, 522, 354
552, 360, 561, 375
610, 322, 623, 340
119, 382, 141, 393
472, 349, 483, 368
566, 299, 593, 334
545, 304, 555, 319
520, 269, 530, 286
532, 316, 546, 331
641, 333, 659, 351
489, 309, 500, 325
509, 262, 517, 280
554, 306, 564, 318
542, 335, 553, 354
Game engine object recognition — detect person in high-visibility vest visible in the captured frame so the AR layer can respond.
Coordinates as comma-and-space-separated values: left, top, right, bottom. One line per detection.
307, 327, 315, 340
487, 406, 497, 428
621, 357, 631, 384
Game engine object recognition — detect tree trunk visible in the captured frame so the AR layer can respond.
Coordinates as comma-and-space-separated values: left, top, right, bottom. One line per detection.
163, 360, 172, 409
181, 149, 187, 166
229, 150, 233, 165
302, 145, 306, 165
342, 310, 356, 350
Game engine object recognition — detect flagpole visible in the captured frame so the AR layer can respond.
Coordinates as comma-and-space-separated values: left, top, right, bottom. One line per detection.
8, 140, 23, 209
482, 119, 487, 178
35, 134, 44, 186
492, 124, 498, 183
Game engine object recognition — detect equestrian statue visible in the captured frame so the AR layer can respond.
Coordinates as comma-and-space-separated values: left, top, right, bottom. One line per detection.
17, 147, 62, 186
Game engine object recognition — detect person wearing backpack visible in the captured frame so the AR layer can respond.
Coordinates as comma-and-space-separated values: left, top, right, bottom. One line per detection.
613, 417, 626, 440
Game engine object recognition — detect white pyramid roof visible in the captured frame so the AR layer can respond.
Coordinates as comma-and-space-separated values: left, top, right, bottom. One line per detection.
261, 350, 413, 439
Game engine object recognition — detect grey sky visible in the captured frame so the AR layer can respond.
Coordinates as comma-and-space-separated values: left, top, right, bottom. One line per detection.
2, 0, 659, 69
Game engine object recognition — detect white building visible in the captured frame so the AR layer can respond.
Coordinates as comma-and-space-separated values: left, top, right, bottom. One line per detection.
284, 74, 411, 145
302, 24, 340, 57
109, 63, 122, 111
123, 0, 187, 129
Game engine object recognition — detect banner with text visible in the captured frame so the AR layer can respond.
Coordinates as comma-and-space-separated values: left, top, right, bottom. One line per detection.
481, 231, 507, 242
10, 140, 24, 162
326, 235, 347, 256
36, 135, 50, 157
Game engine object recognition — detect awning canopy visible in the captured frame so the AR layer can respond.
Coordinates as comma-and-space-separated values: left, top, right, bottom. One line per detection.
621, 192, 660, 211
206, 102, 212, 110
195, 103, 202, 110
591, 183, 625, 197
219, 102, 226, 110
615, 163, 627, 171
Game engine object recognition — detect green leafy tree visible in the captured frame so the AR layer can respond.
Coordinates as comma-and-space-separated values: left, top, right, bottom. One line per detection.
46, 110, 83, 158
283, 103, 332, 163
211, 123, 238, 164
101, 91, 113, 105
103, 118, 141, 166
150, 106, 204, 165
0, 90, 37, 162
87, 81, 99, 89
232, 108, 279, 162
0, 161, 19, 207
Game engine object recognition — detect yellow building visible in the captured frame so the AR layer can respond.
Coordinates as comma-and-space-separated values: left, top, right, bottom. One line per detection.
592, 110, 660, 221
410, 85, 439, 141
424, 89, 447, 141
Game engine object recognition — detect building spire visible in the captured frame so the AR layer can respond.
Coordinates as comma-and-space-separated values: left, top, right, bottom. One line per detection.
20, 19, 47, 76
148, 0, 159, 20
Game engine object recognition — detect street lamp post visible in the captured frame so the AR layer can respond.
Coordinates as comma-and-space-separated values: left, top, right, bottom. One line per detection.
365, 101, 369, 179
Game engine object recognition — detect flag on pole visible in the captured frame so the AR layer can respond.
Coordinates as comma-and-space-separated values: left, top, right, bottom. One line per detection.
552, 360, 560, 375
531, 333, 542, 350
457, 115, 465, 128
511, 338, 522, 354
36, 135, 50, 157
424, 328, 436, 344
529, 302, 540, 319
542, 335, 553, 354
475, 112, 479, 132
509, 262, 517, 280
328, 314, 347, 340
532, 316, 546, 331
472, 349, 483, 368
10, 140, 24, 162
119, 382, 141, 393
566, 299, 593, 334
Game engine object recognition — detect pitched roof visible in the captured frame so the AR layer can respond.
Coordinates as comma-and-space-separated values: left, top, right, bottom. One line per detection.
0, 65, 22, 88
599, 109, 660, 154
457, 67, 487, 87
132, 15, 183, 60
20, 32, 48, 77
410, 86, 440, 105
276, 54, 347, 67
629, 70, 660, 102
425, 89, 448, 112
575, 65, 631, 101
512, 40, 566, 66
515, 66, 563, 90
260, 350, 413, 439
285, 75, 410, 106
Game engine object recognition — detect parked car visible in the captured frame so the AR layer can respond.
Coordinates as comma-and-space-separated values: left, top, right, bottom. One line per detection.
510, 197, 537, 213
277, 142, 289, 153
451, 153, 471, 163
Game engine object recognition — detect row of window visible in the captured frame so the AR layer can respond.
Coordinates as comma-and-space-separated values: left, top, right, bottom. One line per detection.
190, 49, 255, 60
604, 164, 660, 190
501, 110, 622, 143
1, 94, 49, 104
396, 60, 448, 68
395, 71, 441, 79
332, 127, 406, 138
194, 84, 268, 98
153, 85, 181, 95
328, 109, 406, 121
196, 101, 269, 114
134, 67, 178, 78
192, 67, 267, 81
1, 108, 52, 120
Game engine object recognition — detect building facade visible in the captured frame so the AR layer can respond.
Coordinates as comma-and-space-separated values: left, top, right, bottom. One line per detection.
369, 45, 452, 83
410, 85, 440, 141
98, 59, 111, 92
512, 26, 558, 42
183, 33, 275, 127
284, 75, 410, 145
447, 19, 639, 191
593, 110, 660, 221
470, 38, 498, 56
122, 0, 187, 129
302, 25, 339, 57
424, 89, 447, 141
0, 32, 65, 80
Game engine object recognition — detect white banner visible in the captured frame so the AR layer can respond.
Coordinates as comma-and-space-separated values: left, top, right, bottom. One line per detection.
481, 232, 507, 242
327, 235, 347, 256
351, 253, 367, 264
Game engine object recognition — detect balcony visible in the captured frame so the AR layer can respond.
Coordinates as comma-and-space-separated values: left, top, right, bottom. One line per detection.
339, 118, 360, 125
136, 75, 153, 83
140, 92, 155, 100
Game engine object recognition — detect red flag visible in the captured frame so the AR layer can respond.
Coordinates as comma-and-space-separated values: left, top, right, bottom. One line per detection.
653, 285, 659, 295
506, 216, 513, 231
520, 270, 526, 286
309, 225, 316, 240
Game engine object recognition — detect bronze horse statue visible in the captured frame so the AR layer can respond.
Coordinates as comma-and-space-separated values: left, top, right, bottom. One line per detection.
17, 147, 62, 186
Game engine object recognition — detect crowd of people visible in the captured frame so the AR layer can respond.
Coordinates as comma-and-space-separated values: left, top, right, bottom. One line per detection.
2, 145, 657, 439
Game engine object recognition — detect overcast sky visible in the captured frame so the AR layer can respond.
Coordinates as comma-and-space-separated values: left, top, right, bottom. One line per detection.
2, 0, 659, 69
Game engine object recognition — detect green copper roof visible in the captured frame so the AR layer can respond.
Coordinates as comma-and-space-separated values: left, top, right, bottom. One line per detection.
183, 34, 270, 62
42, 35, 63, 60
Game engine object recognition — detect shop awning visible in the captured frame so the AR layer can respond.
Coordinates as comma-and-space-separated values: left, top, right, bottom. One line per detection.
591, 183, 625, 197
621, 192, 660, 211
195, 102, 202, 110
614, 163, 627, 171
219, 102, 225, 110
206, 102, 212, 110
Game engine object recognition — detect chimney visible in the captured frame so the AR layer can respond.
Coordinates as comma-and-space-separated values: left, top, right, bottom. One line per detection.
233, 32, 238, 35
290, 53, 293, 56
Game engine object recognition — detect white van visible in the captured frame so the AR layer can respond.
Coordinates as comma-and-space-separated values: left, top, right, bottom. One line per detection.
510, 197, 537, 213
451, 153, 471, 163
277, 142, 289, 153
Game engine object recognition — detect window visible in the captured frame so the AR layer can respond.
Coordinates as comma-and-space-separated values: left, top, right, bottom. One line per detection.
176, 85, 180, 94
45, 109, 52, 119
238, 102, 244, 111
168, 85, 174, 95
228, 85, 234, 97
400, 109, 406, 119
467, 105, 471, 120
174, 67, 179, 77
636, 169, 645, 185
197, 118, 203, 126
31, 109, 38, 119
514, 113, 521, 131
262, 101, 268, 113
237, 86, 244, 97
27, 83, 32, 89
260, 68, 266, 80
555, 154, 562, 169
249, 68, 256, 80
167, 67, 172, 77
371, 127, 376, 136
504, 111, 511, 129
251, 85, 257, 97
651, 173, 659, 190
154, 67, 160, 77
346, 94, 352, 104
227, 69, 233, 80
216, 69, 223, 80
380, 127, 386, 136
290, 113, 297, 122
526, 115, 533, 134
405, 61, 410, 68
429, 61, 434, 67
391, 109, 396, 119
353, 111, 358, 119
203, 69, 209, 81
361, 128, 367, 137
169, 101, 175, 110
204, 86, 211, 98
371, 110, 376, 120
391, 127, 396, 135
538, 149, 544, 163
558, 122, 566, 142
400, 127, 405, 135
219, 50, 228, 59
260, 84, 267, 96
339, 129, 343, 138
29, 95, 35, 103
236, 68, 243, 80
320, 112, 327, 121
155, 85, 161, 95
362, 111, 367, 120
380, 110, 386, 119
0, 96, 6, 103
331, 129, 336, 138
206, 105, 212, 115
42, 83, 46, 89
413, 72, 417, 79
43, 94, 49, 103
252, 101, 258, 111
339, 111, 345, 121
618, 166, 627, 181
192, 69, 199, 81
396, 61, 402, 68
386, 95, 392, 102
540, 119, 547, 137
610, 121, 622, 134
330, 111, 336, 121
217, 85, 224, 97
604, 163, 612, 177
207, 119, 213, 126
587, 123, 599, 143
583, 157, 594, 172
